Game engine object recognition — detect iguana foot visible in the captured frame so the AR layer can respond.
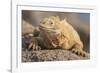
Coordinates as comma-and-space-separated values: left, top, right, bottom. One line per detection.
71, 48, 87, 57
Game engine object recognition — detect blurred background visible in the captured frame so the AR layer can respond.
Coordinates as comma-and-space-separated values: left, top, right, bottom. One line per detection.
22, 10, 90, 53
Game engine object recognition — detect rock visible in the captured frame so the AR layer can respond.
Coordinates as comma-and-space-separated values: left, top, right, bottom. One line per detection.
22, 20, 40, 37
22, 49, 89, 62
22, 20, 35, 35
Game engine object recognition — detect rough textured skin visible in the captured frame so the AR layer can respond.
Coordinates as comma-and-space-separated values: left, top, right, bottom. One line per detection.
38, 16, 86, 56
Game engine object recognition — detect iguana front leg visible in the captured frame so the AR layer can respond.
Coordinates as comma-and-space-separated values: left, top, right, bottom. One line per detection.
28, 37, 41, 51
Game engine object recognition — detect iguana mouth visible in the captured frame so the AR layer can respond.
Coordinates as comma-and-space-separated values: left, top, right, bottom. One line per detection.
39, 24, 59, 34
39, 24, 54, 29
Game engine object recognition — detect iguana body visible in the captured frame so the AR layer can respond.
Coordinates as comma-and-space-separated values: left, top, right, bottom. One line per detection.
29, 16, 87, 56
38, 16, 86, 56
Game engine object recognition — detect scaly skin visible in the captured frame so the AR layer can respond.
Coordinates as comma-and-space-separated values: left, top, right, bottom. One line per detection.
38, 16, 86, 56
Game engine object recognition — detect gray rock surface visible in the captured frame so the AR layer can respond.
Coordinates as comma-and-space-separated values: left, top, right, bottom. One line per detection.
22, 49, 89, 62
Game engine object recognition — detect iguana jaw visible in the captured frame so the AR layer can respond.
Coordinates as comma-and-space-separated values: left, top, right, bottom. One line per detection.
39, 24, 60, 34
39, 24, 54, 29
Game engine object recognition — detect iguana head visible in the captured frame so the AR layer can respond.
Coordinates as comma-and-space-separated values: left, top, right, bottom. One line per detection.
39, 16, 61, 34
39, 16, 66, 47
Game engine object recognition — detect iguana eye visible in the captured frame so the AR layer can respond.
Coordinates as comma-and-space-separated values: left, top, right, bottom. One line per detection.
50, 22, 53, 24
49, 21, 54, 26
